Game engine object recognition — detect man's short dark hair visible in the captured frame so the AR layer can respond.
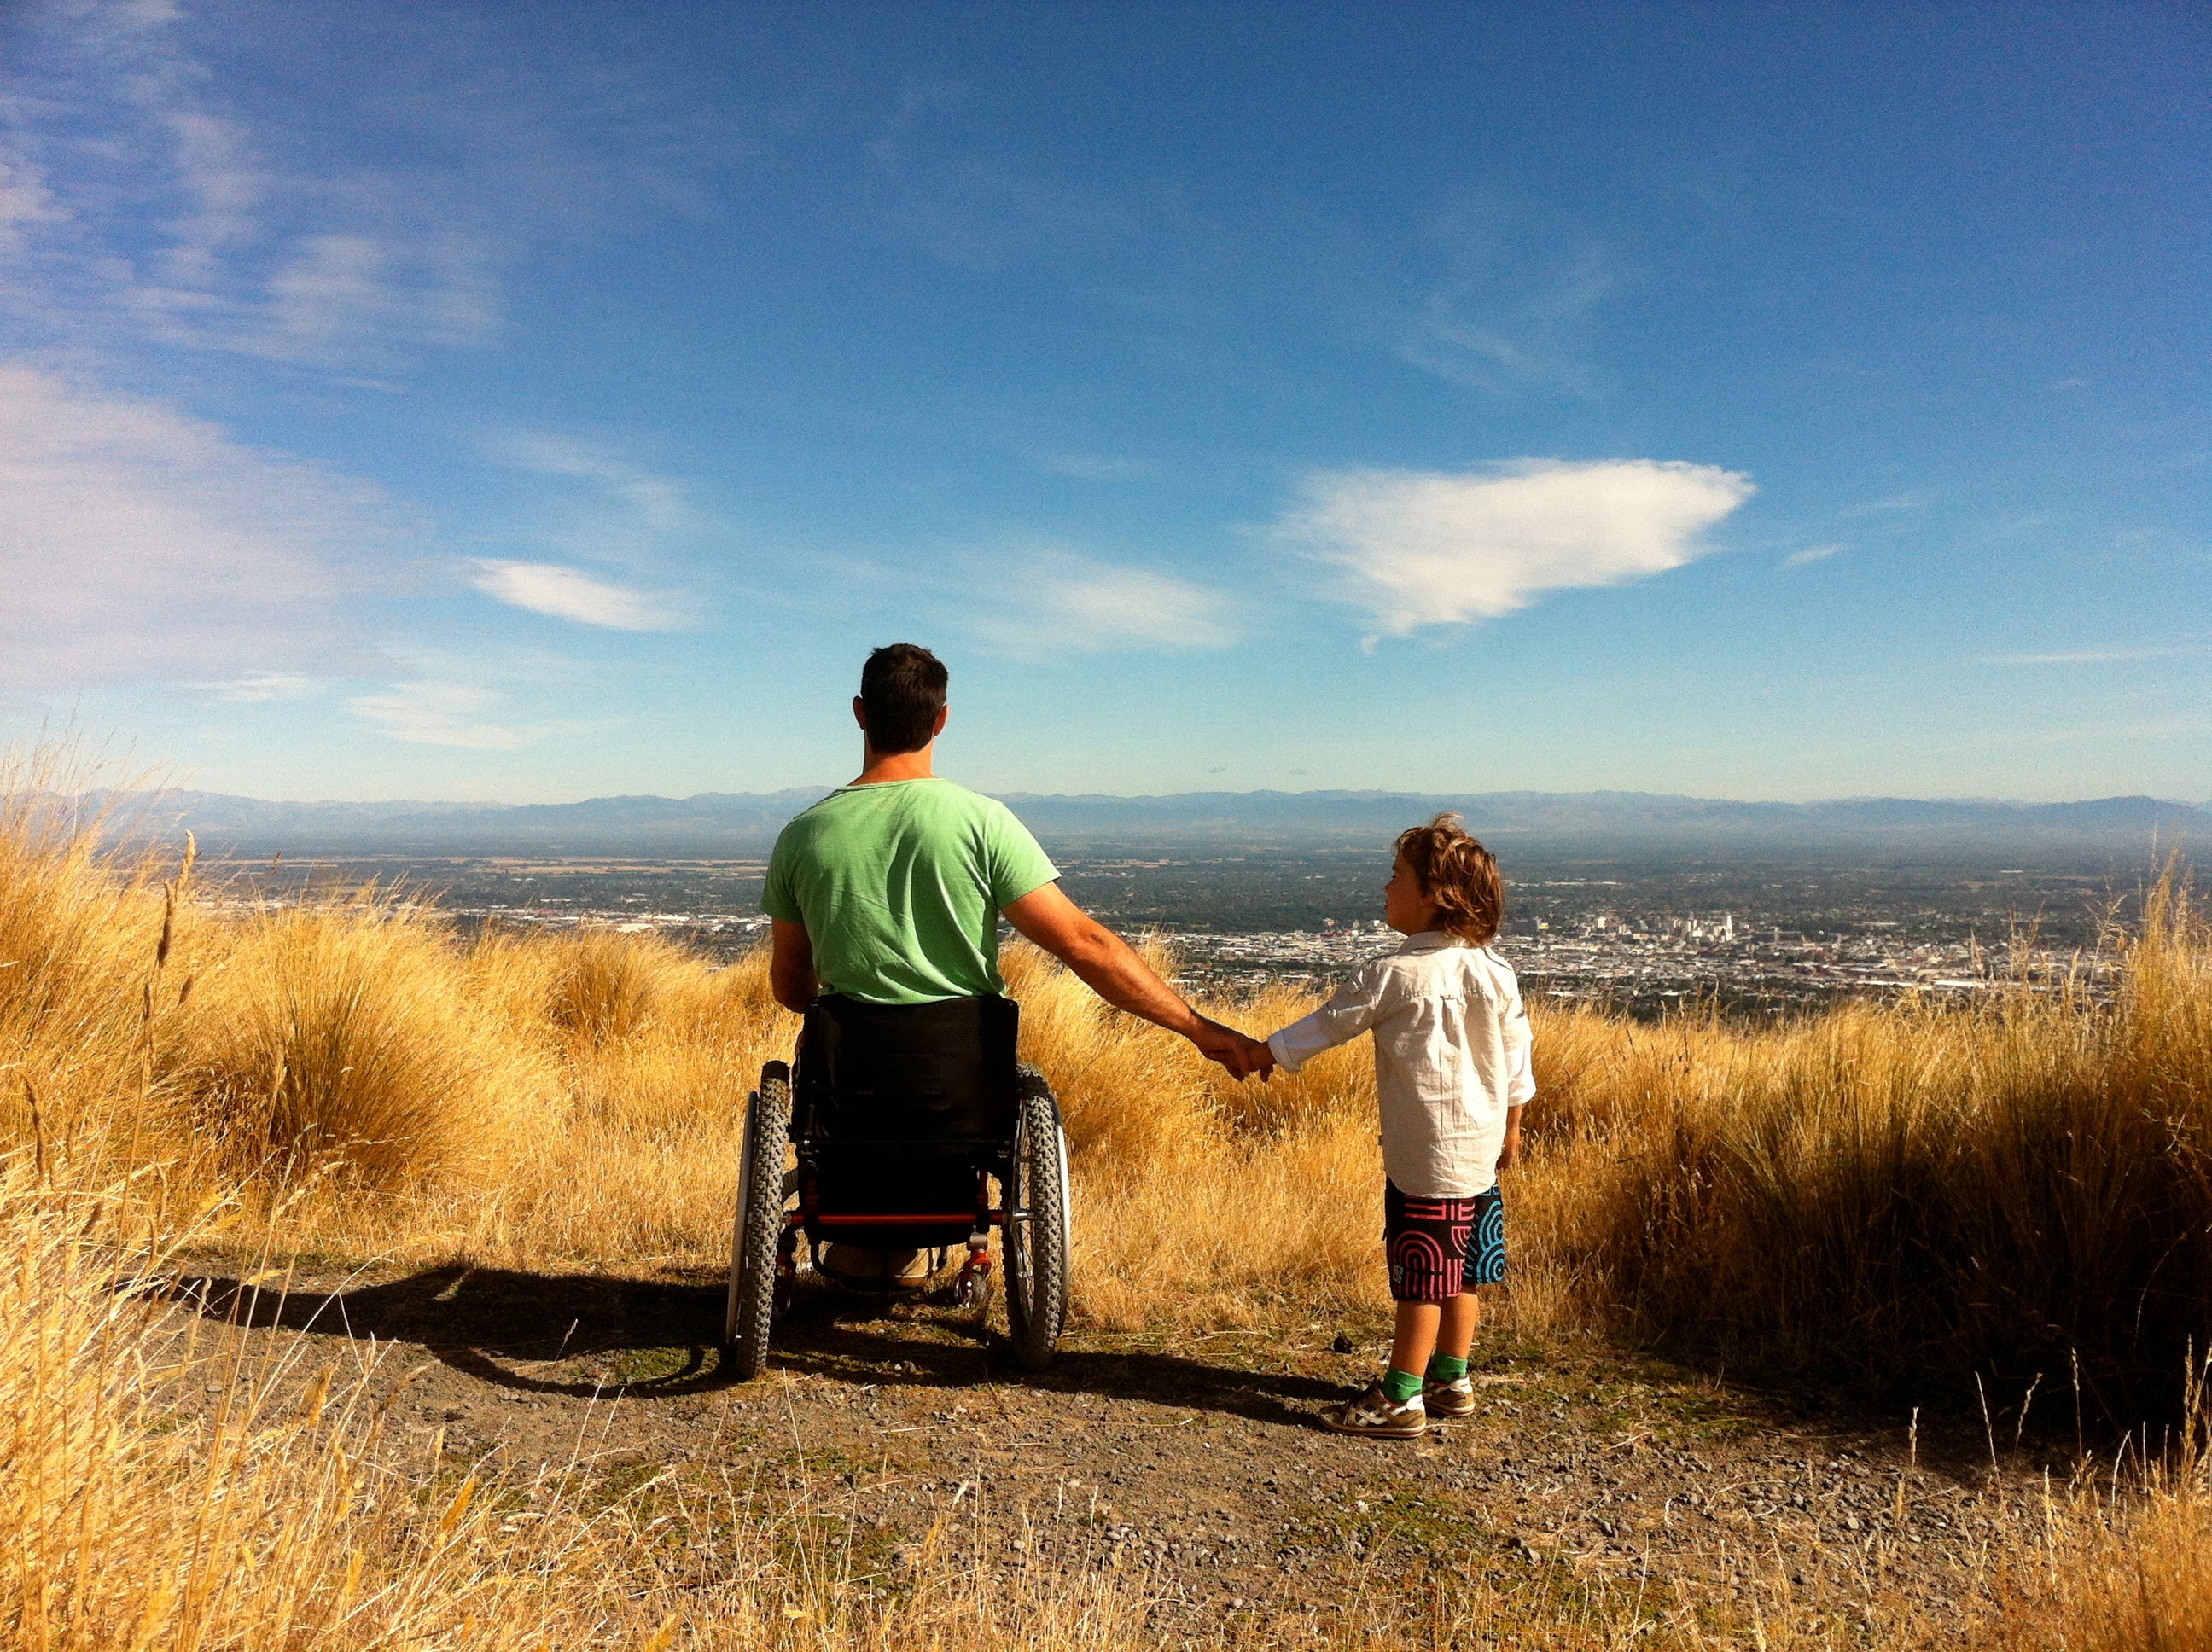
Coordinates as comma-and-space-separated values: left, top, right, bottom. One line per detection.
859, 643, 948, 753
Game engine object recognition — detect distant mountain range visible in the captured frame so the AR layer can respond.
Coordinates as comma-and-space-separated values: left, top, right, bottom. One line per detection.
73, 786, 2212, 859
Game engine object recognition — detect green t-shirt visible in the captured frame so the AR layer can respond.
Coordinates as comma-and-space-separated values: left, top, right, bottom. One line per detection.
761, 778, 1060, 1005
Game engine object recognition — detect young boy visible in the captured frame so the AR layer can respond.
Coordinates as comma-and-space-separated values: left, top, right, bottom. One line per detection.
1265, 815, 1533, 1439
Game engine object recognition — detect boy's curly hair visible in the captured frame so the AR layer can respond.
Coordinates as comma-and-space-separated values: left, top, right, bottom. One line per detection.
1395, 813, 1505, 945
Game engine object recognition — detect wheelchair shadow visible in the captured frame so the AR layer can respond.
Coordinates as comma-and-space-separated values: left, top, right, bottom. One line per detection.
158, 1265, 1348, 1425
160, 1265, 732, 1399
770, 1319, 1349, 1429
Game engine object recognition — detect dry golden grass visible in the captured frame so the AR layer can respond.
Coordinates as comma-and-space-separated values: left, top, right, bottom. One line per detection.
0, 1157, 1179, 1651
1988, 1489, 2212, 1652
5, 753, 2212, 1646
1521, 882, 2212, 1422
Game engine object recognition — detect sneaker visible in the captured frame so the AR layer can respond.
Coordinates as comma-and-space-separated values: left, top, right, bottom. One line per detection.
1320, 1382, 1427, 1439
1423, 1375, 1476, 1419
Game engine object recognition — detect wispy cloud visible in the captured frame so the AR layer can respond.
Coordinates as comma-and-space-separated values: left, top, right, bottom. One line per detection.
1394, 201, 1615, 396
0, 2, 585, 372
0, 142, 66, 259
1279, 459, 1755, 637
347, 680, 566, 750
471, 561, 684, 631
0, 364, 399, 689
254, 228, 500, 359
1985, 646, 2197, 666
965, 551, 1237, 655
880, 153, 1139, 276
83, 28, 501, 368
1838, 491, 1932, 519
1785, 543, 1846, 567
205, 672, 318, 703
1034, 451, 1157, 481
488, 433, 696, 532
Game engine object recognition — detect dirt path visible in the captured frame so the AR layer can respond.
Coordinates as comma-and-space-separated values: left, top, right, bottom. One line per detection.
156, 1259, 2037, 1642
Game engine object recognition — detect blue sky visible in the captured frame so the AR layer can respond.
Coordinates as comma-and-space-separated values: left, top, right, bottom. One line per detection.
3, 1, 2206, 803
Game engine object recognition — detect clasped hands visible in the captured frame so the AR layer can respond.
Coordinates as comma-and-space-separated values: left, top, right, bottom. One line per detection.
1190, 1015, 1275, 1081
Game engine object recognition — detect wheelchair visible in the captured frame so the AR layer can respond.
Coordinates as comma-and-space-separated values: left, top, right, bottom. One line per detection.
722, 992, 1072, 1379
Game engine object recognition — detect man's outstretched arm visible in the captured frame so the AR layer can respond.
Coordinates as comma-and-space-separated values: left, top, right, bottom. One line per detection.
1001, 881, 1272, 1079
770, 919, 818, 1014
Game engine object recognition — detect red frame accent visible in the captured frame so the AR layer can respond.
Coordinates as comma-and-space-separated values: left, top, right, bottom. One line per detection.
806, 1210, 1004, 1228
785, 1166, 1009, 1235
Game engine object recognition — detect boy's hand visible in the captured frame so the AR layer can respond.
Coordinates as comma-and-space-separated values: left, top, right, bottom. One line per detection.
1498, 1121, 1523, 1169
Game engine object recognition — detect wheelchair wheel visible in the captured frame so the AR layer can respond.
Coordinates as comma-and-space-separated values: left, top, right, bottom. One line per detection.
723, 1062, 792, 1379
1003, 1063, 1071, 1371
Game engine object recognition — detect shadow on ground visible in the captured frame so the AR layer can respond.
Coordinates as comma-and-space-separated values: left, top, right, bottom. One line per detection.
155, 1266, 1348, 1426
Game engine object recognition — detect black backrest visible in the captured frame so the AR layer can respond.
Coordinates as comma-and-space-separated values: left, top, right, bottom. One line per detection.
794, 993, 1020, 1148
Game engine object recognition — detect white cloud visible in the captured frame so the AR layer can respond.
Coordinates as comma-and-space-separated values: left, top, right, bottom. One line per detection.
1279, 459, 1755, 637
1986, 646, 2196, 666
1786, 543, 1846, 567
0, 363, 400, 688
470, 561, 684, 631
967, 552, 1236, 654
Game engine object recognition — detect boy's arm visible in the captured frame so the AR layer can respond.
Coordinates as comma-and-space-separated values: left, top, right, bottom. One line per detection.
1499, 1104, 1526, 1169
1266, 968, 1388, 1074
1498, 980, 1534, 1169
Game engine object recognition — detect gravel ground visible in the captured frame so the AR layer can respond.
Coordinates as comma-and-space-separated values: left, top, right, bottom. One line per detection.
153, 1259, 2053, 1643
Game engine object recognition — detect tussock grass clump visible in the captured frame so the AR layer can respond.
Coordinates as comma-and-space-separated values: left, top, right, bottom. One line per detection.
542, 926, 676, 1044
172, 901, 550, 1192
1537, 878, 2212, 1420
0, 763, 193, 1176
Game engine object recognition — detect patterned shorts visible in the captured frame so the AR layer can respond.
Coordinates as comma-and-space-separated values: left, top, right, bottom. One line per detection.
1383, 1179, 1506, 1302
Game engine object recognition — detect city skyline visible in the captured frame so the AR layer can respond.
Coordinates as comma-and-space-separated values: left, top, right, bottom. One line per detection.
3, 2, 2206, 804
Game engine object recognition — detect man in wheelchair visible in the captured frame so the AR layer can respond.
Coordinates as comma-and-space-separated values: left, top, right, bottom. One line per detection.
725, 643, 1271, 1375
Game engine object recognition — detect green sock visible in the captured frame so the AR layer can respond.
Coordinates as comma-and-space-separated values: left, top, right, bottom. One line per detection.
1425, 1352, 1469, 1385
1381, 1367, 1423, 1405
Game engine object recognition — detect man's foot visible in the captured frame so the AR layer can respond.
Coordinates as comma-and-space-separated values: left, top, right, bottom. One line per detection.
1423, 1374, 1476, 1419
1320, 1382, 1427, 1439
818, 1244, 934, 1291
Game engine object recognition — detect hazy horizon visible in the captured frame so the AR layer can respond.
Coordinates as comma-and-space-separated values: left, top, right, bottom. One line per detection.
90, 779, 2212, 810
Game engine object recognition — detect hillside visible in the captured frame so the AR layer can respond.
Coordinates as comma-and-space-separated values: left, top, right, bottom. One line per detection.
3, 772, 2211, 1647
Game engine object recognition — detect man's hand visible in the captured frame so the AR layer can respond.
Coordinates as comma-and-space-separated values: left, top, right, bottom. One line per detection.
1191, 1016, 1275, 1081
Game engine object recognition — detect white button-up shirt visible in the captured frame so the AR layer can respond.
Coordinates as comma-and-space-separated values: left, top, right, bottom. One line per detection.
1266, 931, 1535, 1199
